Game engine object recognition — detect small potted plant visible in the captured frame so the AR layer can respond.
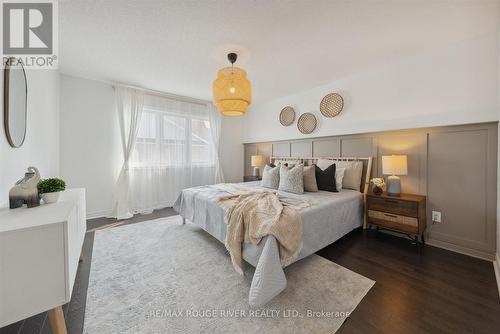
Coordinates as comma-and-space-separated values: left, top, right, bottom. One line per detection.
37, 178, 66, 204
370, 178, 386, 195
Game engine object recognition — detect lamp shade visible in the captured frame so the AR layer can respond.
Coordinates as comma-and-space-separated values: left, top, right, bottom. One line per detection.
213, 67, 252, 116
382, 155, 408, 176
251, 155, 263, 167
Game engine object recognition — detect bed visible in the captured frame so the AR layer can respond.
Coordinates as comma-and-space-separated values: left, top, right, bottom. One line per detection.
173, 156, 373, 306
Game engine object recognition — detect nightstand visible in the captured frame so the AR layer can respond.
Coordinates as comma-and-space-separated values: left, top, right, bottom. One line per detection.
243, 175, 262, 182
366, 192, 427, 246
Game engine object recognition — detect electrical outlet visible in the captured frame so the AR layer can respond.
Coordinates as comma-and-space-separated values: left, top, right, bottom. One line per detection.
432, 211, 442, 223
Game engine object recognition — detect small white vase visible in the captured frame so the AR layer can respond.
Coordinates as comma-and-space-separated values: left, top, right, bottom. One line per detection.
41, 192, 60, 204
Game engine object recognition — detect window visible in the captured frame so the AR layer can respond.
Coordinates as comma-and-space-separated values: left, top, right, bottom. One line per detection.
131, 107, 215, 168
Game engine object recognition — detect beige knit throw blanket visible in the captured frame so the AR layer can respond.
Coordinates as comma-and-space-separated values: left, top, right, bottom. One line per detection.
213, 184, 311, 275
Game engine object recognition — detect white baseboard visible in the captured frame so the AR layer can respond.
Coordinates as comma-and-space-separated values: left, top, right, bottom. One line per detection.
494, 253, 500, 300
376, 230, 495, 261
426, 237, 495, 261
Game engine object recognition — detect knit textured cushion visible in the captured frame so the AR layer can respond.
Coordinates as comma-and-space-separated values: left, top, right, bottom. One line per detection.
261, 164, 280, 189
278, 164, 304, 194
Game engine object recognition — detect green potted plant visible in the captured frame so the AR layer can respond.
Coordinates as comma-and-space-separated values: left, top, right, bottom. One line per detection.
37, 178, 66, 204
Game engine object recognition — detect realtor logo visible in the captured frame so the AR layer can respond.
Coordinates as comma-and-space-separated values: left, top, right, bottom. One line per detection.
1, 0, 58, 68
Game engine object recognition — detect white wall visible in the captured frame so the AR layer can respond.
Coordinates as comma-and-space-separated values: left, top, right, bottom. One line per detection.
59, 74, 120, 218
242, 32, 499, 143
0, 69, 60, 207
220, 117, 244, 183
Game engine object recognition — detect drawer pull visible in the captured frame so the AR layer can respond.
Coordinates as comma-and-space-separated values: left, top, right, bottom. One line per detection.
384, 213, 398, 218
384, 200, 399, 204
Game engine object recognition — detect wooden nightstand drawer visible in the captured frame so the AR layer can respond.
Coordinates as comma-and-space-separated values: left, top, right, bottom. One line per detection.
365, 192, 426, 246
368, 210, 418, 227
368, 196, 418, 217
368, 216, 418, 234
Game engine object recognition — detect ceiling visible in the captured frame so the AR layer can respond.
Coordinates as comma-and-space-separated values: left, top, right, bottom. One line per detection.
59, 0, 500, 104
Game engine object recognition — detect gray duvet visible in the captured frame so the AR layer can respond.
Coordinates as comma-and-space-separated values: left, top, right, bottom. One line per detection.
173, 181, 363, 306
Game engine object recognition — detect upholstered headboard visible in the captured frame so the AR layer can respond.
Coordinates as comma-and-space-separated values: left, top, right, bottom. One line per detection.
270, 156, 373, 194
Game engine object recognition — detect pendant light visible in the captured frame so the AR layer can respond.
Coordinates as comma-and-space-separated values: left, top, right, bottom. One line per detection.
212, 53, 252, 116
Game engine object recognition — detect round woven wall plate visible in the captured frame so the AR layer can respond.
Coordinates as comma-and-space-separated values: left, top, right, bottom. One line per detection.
279, 106, 295, 126
320, 93, 344, 117
297, 112, 317, 134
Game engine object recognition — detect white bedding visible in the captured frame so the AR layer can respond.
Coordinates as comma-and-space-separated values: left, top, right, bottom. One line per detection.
173, 181, 364, 305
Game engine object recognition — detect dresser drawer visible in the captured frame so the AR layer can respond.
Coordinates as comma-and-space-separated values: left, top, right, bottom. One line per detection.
368, 197, 418, 217
368, 210, 418, 234
368, 210, 418, 226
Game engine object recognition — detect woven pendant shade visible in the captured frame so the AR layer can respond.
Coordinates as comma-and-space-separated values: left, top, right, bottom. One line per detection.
213, 66, 252, 116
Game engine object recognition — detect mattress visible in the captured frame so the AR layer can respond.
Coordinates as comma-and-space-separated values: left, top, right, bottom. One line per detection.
173, 181, 364, 305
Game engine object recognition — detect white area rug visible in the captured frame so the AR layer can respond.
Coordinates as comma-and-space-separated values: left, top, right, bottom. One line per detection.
84, 216, 374, 334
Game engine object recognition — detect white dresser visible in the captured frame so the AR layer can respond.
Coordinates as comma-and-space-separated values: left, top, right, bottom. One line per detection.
0, 188, 86, 334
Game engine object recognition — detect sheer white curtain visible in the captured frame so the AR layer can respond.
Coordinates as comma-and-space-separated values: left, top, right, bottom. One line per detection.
109, 87, 145, 219
208, 103, 225, 184
127, 94, 221, 214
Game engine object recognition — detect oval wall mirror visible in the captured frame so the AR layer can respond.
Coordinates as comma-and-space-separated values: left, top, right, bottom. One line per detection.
4, 59, 28, 148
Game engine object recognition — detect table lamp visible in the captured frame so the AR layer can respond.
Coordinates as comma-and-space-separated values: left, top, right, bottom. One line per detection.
382, 155, 408, 196
251, 155, 263, 177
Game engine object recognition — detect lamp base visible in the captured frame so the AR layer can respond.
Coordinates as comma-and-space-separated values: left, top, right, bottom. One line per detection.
253, 167, 260, 177
387, 175, 401, 196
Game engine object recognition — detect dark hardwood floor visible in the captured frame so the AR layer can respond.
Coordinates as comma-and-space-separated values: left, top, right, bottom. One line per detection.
1, 208, 499, 334
318, 231, 500, 334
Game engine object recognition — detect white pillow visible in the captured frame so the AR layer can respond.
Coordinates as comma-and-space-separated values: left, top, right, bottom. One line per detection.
335, 161, 363, 191
335, 168, 345, 191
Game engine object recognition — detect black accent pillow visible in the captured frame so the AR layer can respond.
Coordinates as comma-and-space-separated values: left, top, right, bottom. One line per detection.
315, 164, 337, 192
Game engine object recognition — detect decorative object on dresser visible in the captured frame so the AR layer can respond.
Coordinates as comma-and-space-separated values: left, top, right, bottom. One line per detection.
250, 155, 263, 177
320, 92, 344, 118
279, 106, 295, 126
297, 112, 317, 134
9, 166, 41, 209
366, 192, 426, 246
370, 178, 386, 195
0, 189, 87, 334
243, 175, 262, 182
38, 178, 66, 204
4, 57, 28, 148
382, 155, 408, 196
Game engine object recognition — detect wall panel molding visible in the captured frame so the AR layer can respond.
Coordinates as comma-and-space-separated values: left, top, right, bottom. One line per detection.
312, 139, 340, 157
272, 142, 290, 157
291, 141, 312, 157
243, 122, 498, 260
